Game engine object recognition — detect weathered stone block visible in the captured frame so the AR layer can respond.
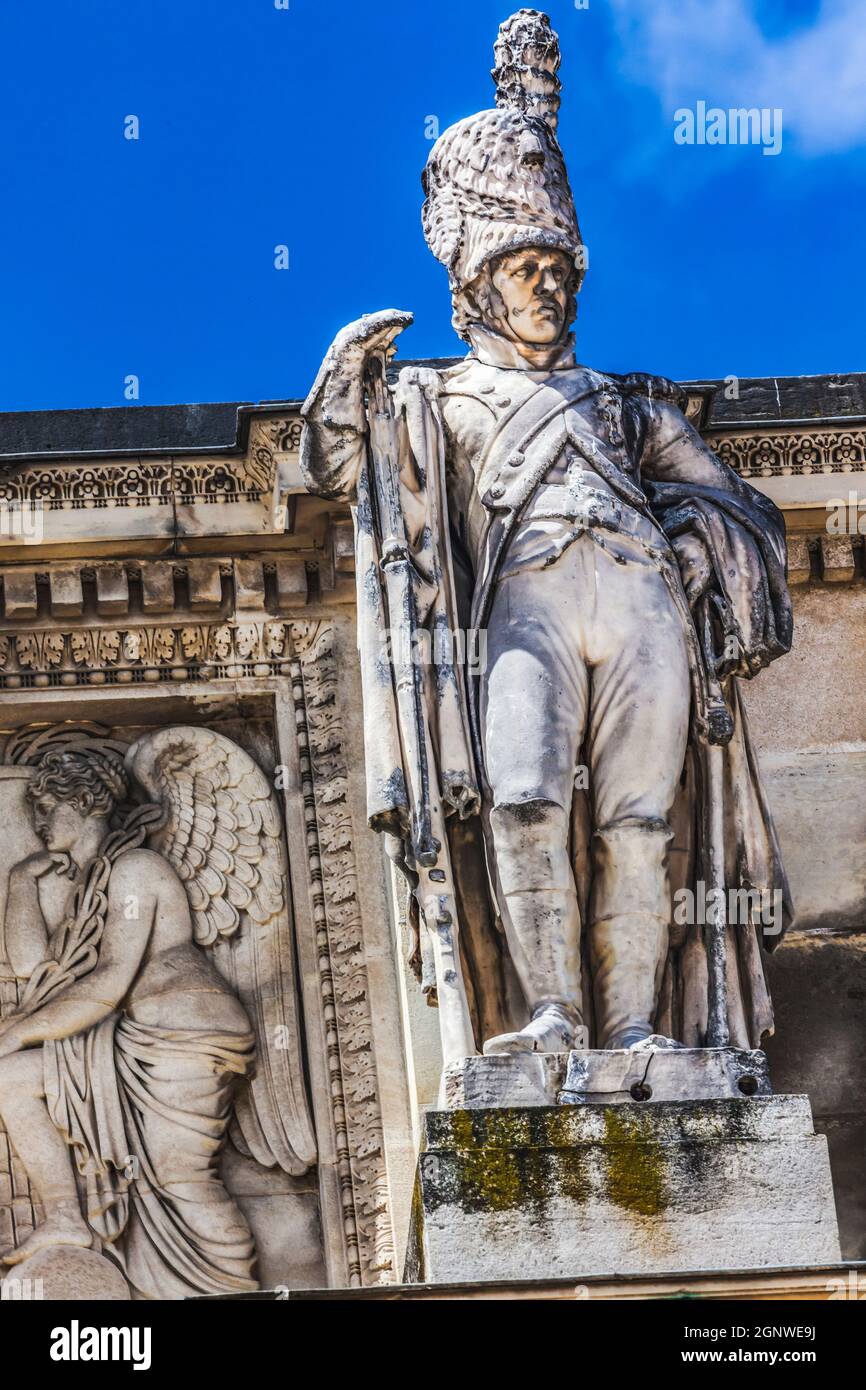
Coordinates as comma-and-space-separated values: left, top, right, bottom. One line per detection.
274, 556, 308, 609
785, 535, 812, 585
820, 534, 855, 582
95, 562, 129, 616
186, 558, 223, 611
140, 561, 177, 613
407, 1096, 841, 1283
443, 1053, 568, 1109
234, 557, 266, 610
49, 566, 84, 617
560, 1046, 771, 1104
3, 568, 37, 620
442, 1047, 771, 1110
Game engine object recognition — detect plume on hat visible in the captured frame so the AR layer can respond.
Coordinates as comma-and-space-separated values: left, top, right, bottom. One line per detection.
421, 9, 584, 294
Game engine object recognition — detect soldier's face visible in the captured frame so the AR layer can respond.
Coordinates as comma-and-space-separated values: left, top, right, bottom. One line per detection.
489, 249, 572, 344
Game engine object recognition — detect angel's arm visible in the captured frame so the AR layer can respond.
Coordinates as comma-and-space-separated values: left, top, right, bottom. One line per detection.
3, 851, 72, 979
1, 854, 154, 1048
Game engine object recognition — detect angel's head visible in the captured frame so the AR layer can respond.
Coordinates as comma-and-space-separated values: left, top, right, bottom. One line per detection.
26, 746, 129, 851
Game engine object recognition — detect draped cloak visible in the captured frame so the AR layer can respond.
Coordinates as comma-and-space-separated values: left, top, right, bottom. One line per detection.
336, 355, 794, 1051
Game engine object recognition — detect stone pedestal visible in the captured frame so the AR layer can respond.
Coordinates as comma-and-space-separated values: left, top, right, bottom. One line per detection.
443, 1047, 772, 1109
406, 1095, 841, 1283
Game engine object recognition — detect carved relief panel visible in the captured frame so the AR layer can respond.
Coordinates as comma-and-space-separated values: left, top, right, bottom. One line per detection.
0, 601, 406, 1298
0, 714, 321, 1298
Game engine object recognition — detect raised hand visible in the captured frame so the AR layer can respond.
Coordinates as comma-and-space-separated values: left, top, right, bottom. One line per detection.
325, 309, 414, 369
302, 310, 415, 503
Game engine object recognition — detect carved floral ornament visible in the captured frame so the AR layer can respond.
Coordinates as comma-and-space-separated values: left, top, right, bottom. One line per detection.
287, 621, 395, 1283
706, 427, 866, 478
0, 417, 302, 511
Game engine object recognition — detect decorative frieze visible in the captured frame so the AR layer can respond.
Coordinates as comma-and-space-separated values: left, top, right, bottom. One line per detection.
706, 427, 866, 480
0, 416, 302, 514
1, 415, 865, 521
0, 456, 275, 513
0, 460, 173, 510
0, 618, 297, 687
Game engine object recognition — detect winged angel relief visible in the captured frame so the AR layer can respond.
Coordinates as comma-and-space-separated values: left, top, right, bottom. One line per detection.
0, 725, 315, 1298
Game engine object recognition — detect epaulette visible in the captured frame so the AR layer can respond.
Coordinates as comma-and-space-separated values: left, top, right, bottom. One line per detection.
612, 372, 689, 413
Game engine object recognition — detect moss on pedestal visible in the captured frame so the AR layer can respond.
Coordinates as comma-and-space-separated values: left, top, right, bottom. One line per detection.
602, 1108, 666, 1216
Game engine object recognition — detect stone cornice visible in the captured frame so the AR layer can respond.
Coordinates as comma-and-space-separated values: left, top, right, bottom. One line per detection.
0, 402, 302, 465
0, 371, 863, 465
0, 373, 863, 588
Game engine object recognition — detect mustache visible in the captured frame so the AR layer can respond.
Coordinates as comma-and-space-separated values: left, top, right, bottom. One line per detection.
513, 296, 562, 317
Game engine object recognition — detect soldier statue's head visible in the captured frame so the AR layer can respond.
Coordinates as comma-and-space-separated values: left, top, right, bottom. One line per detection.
421, 9, 584, 357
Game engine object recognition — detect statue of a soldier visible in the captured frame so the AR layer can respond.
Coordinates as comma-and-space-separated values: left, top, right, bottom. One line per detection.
301, 9, 793, 1069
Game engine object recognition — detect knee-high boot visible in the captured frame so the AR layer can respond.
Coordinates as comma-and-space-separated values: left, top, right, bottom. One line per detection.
589, 820, 672, 1048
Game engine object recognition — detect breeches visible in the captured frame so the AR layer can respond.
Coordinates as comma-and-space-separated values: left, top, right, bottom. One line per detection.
481, 529, 690, 824
479, 530, 691, 1041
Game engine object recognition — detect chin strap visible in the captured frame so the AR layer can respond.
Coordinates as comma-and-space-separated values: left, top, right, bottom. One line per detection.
466, 321, 577, 371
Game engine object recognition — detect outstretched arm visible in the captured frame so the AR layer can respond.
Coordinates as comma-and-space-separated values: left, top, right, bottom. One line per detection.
0, 856, 155, 1054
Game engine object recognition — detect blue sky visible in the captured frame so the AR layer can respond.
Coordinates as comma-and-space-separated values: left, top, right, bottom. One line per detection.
0, 0, 863, 411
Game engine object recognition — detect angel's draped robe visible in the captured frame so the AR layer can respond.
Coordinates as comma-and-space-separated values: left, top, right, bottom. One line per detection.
44, 1013, 258, 1299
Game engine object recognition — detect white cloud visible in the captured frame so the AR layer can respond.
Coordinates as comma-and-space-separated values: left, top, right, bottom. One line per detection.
609, 0, 866, 154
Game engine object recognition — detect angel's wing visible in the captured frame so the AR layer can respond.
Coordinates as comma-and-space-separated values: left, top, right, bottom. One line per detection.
125, 725, 317, 1175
